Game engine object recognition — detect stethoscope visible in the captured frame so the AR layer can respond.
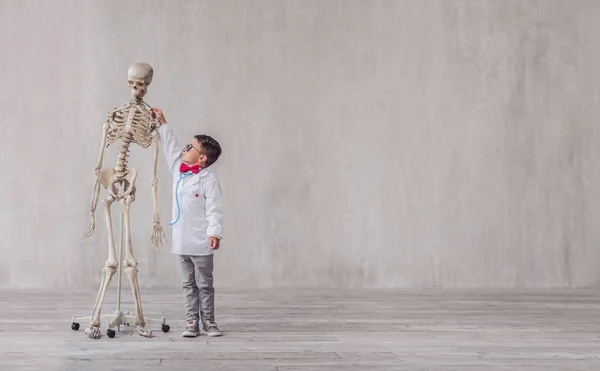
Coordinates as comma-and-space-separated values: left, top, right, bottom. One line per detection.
169, 170, 201, 226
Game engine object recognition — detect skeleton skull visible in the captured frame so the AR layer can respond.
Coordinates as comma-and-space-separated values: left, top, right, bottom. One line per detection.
127, 62, 154, 100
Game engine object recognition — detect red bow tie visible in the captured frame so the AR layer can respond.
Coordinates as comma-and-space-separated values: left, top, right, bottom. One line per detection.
180, 163, 200, 174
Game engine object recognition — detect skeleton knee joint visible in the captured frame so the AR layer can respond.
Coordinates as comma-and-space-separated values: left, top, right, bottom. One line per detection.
124, 259, 138, 269
104, 259, 118, 270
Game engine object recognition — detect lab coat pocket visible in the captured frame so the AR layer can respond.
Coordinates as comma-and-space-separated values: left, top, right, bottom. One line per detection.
193, 182, 209, 230
190, 181, 204, 202
189, 182, 207, 214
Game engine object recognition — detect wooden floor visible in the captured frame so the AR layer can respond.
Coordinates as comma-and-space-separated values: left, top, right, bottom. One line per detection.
1, 288, 600, 370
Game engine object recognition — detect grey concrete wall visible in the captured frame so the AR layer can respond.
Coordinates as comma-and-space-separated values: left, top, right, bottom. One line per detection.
1, 0, 599, 290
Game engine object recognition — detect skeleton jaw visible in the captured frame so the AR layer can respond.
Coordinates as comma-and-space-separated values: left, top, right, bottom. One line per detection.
130, 86, 147, 100
128, 80, 148, 101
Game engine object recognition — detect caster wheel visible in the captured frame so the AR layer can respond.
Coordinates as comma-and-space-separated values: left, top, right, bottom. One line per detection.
107, 329, 116, 338
162, 324, 170, 333
125, 323, 130, 326
71, 322, 80, 331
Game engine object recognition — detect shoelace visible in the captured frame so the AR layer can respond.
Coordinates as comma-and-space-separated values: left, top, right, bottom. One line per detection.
203, 320, 217, 328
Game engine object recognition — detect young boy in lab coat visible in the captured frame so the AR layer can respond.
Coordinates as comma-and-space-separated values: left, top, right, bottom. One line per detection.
151, 107, 224, 338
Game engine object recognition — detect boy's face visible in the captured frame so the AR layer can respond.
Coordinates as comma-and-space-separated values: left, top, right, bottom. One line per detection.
181, 138, 207, 167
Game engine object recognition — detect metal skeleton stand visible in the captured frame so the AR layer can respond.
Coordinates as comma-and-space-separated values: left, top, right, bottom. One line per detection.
71, 211, 170, 338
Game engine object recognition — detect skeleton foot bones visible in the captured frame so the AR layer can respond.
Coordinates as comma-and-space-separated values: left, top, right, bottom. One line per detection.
82, 62, 164, 339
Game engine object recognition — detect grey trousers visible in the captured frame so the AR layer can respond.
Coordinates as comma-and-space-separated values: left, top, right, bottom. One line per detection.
178, 254, 215, 322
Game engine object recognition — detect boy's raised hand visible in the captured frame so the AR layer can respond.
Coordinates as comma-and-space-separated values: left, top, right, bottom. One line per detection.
151, 108, 167, 125
209, 237, 220, 250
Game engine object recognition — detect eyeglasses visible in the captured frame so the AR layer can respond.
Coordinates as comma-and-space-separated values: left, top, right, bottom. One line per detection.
183, 143, 203, 154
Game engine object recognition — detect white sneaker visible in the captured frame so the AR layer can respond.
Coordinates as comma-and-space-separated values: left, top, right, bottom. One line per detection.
182, 320, 200, 337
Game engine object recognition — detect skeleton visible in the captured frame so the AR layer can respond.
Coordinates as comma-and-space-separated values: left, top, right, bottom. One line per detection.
83, 62, 166, 339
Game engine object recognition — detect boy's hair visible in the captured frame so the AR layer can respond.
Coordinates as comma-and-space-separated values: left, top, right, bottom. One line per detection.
195, 134, 222, 167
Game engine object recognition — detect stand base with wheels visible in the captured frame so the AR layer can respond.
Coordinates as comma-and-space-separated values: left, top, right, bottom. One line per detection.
70, 212, 170, 338
71, 311, 170, 338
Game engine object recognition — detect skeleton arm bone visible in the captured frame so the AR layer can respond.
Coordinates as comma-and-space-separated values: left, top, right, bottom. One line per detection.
150, 132, 166, 250
84, 122, 110, 237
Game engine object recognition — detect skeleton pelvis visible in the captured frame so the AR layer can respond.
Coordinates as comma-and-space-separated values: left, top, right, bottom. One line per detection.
99, 168, 137, 200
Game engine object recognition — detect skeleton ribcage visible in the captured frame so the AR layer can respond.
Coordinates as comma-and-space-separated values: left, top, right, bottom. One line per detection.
105, 103, 157, 149
104, 102, 158, 177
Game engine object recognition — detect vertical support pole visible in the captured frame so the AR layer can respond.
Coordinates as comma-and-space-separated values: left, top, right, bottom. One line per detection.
116, 209, 124, 331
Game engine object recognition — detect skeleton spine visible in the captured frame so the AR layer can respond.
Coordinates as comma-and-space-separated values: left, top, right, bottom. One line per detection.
115, 132, 133, 177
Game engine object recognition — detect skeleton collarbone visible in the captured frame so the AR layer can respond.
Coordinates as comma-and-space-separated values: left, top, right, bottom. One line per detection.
101, 100, 158, 200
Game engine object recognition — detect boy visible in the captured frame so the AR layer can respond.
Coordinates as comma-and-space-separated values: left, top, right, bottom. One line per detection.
151, 107, 224, 338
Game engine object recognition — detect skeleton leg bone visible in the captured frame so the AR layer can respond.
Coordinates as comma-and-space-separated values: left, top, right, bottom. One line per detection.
121, 192, 152, 338
85, 196, 118, 339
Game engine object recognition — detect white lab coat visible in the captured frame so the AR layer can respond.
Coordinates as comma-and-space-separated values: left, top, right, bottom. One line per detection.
157, 123, 224, 256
